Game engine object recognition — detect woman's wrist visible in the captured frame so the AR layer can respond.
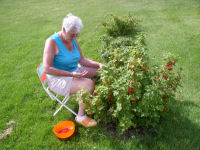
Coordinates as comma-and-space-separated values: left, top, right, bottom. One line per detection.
71, 72, 75, 77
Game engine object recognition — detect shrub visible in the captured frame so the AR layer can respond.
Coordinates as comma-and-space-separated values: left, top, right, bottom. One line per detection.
77, 14, 182, 134
102, 13, 140, 37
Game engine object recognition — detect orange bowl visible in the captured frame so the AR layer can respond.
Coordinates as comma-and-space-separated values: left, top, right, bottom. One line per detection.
53, 121, 75, 139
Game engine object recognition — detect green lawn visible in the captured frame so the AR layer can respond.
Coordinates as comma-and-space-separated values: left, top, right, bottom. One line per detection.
0, 0, 200, 149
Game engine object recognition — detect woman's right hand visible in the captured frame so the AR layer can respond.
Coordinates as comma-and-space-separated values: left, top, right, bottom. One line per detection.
72, 70, 88, 78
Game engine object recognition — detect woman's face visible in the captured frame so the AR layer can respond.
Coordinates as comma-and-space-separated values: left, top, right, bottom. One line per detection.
64, 28, 79, 41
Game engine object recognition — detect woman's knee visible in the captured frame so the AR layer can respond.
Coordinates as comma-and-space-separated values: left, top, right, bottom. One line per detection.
85, 79, 95, 93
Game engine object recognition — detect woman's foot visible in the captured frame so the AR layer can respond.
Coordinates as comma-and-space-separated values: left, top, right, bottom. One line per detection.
75, 116, 97, 128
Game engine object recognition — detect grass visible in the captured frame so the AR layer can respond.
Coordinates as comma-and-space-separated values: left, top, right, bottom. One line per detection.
0, 0, 200, 149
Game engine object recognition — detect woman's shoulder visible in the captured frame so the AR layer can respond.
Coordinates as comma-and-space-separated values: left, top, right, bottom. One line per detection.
46, 37, 56, 46
45, 37, 58, 53
46, 32, 59, 43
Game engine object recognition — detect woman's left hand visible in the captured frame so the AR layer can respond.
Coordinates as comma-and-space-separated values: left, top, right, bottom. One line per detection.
98, 63, 104, 69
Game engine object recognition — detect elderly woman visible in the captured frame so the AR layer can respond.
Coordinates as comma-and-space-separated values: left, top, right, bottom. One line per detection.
43, 13, 102, 127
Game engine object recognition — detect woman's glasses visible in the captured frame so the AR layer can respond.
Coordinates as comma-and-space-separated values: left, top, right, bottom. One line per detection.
70, 33, 79, 38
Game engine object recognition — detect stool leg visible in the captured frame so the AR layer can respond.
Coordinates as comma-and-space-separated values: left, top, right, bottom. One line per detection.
53, 96, 78, 116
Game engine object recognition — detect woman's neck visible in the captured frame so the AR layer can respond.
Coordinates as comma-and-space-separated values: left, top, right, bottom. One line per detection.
60, 32, 72, 43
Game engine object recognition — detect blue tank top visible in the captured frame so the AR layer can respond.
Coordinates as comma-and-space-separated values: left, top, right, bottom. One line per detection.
50, 33, 81, 72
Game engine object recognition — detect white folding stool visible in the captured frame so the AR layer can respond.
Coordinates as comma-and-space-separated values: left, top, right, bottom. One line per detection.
36, 63, 77, 116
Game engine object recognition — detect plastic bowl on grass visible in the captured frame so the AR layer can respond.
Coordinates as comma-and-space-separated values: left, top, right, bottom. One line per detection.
53, 121, 75, 139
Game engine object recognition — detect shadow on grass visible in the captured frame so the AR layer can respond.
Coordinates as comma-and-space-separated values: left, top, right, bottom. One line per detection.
137, 100, 200, 150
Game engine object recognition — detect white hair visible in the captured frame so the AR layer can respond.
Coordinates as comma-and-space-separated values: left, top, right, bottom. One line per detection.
62, 13, 83, 33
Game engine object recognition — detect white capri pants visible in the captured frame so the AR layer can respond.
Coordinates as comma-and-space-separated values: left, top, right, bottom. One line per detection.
46, 65, 84, 97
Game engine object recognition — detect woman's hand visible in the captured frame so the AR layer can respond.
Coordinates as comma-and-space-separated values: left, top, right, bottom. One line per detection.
98, 63, 104, 69
72, 70, 88, 78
